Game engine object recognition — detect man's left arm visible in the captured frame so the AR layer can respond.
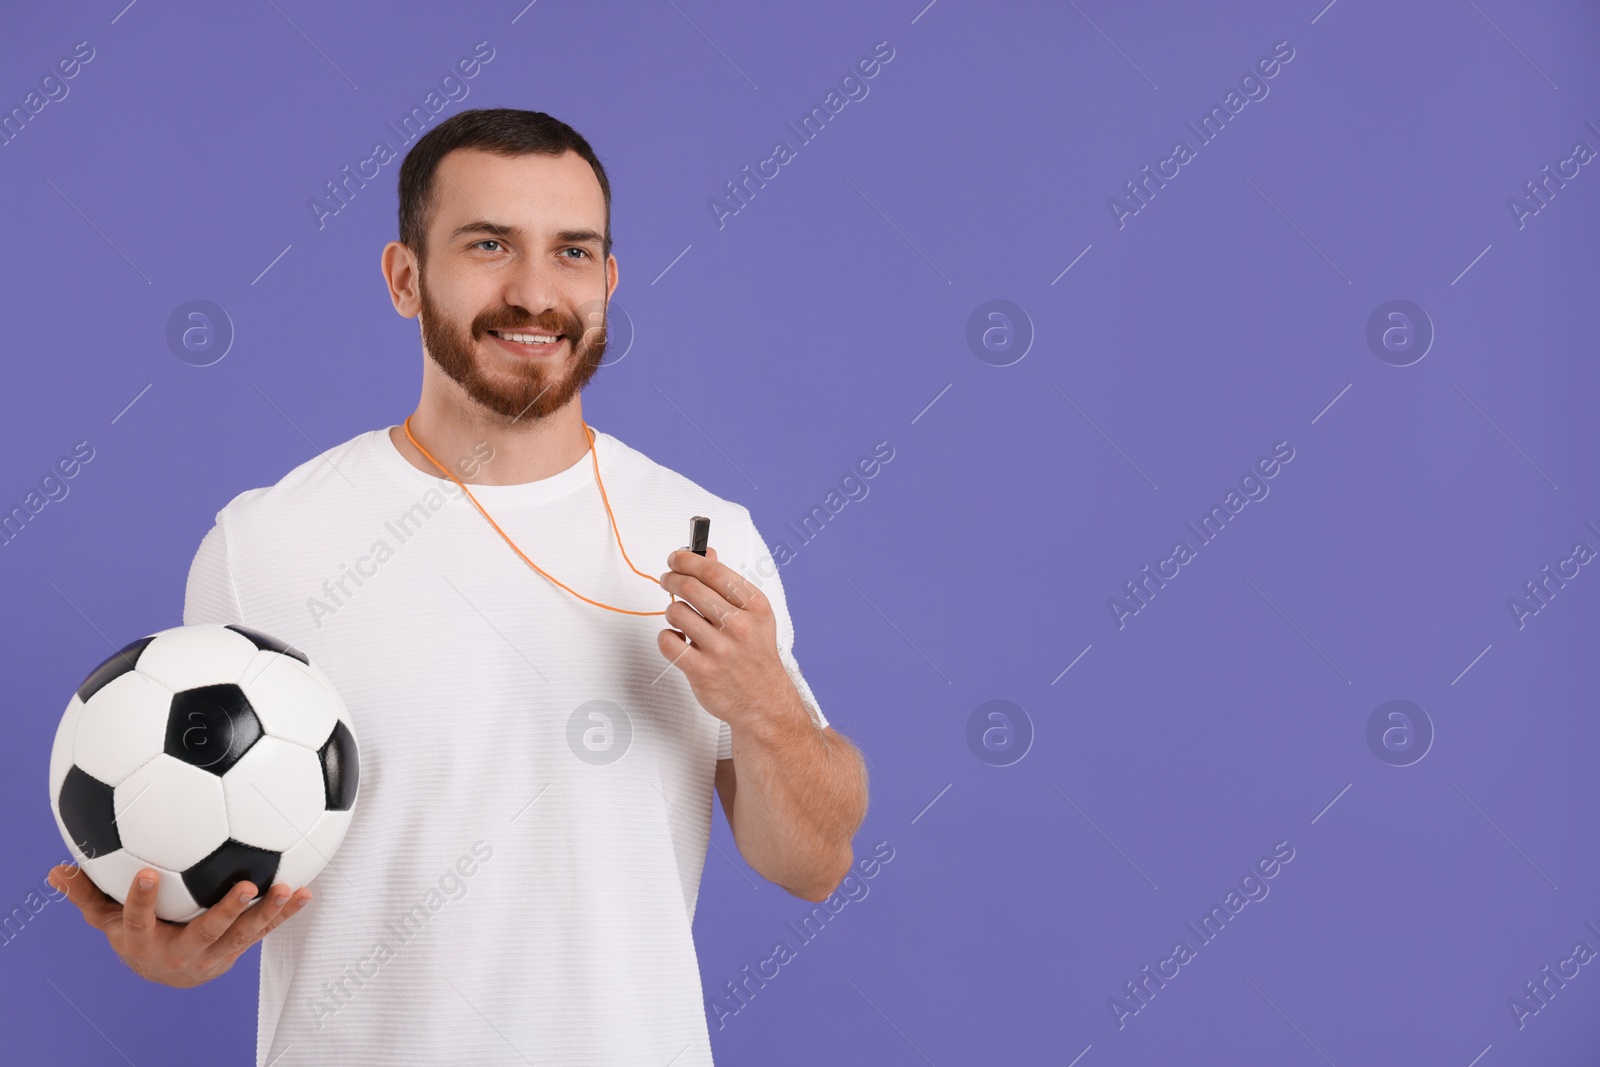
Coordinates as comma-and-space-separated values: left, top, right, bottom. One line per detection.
658, 542, 868, 903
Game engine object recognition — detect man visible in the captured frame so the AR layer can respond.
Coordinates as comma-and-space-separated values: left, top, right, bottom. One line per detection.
49, 108, 869, 1065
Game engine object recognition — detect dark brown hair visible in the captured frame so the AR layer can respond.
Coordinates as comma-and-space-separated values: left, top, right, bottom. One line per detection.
397, 108, 612, 264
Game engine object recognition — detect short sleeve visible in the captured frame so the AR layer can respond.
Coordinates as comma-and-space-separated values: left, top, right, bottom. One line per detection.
719, 511, 828, 760
183, 521, 246, 627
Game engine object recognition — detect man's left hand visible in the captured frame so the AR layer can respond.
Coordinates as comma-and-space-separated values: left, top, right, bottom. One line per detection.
657, 547, 794, 729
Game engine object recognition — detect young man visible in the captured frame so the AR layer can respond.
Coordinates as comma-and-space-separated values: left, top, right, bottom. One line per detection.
49, 108, 869, 1066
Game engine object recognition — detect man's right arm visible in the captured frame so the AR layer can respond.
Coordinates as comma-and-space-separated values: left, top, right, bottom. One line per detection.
47, 862, 309, 989
51, 519, 313, 987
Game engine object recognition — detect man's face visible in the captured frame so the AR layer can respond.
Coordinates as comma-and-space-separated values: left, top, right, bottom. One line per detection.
414, 148, 614, 422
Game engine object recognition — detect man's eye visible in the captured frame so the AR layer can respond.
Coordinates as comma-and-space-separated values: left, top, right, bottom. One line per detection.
474, 239, 503, 252
561, 248, 590, 260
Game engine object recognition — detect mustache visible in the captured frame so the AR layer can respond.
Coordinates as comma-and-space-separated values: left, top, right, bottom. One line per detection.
472, 311, 580, 339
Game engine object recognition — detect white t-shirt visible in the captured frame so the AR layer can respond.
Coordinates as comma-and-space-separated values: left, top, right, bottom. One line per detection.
181, 424, 829, 1067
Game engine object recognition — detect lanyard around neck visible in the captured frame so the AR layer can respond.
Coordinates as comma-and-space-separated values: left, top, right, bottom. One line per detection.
403, 415, 673, 617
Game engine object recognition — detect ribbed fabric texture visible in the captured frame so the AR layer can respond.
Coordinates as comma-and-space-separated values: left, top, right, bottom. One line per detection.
181, 425, 827, 1067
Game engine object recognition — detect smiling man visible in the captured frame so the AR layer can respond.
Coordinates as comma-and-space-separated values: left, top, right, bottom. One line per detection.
48, 108, 869, 1066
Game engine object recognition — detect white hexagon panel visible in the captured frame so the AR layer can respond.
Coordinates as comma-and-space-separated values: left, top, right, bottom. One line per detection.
133, 624, 260, 692
222, 737, 327, 852
115, 758, 230, 872
73, 671, 171, 787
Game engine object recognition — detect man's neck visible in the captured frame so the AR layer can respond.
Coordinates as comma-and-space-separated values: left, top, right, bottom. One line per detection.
389, 399, 593, 486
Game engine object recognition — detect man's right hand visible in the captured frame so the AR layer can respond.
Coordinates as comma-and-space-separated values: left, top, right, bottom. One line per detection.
46, 863, 312, 989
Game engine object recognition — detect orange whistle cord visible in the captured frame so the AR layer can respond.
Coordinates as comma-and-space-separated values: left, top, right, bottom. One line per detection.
402, 415, 675, 617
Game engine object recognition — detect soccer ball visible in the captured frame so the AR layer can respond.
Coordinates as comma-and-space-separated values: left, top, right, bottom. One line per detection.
48, 624, 360, 922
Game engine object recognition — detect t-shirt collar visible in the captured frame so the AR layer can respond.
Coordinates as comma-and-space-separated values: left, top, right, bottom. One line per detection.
371, 423, 614, 507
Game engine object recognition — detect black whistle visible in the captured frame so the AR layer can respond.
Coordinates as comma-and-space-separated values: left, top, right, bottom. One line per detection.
690, 516, 710, 556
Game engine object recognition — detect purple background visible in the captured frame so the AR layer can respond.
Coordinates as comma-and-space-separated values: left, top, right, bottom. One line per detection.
4, 0, 1599, 1063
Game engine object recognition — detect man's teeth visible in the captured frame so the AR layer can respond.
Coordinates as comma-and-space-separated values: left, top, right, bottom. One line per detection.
494, 331, 559, 345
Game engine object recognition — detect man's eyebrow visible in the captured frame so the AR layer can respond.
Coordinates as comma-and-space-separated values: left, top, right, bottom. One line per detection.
553, 228, 604, 247
448, 221, 603, 248
450, 220, 521, 241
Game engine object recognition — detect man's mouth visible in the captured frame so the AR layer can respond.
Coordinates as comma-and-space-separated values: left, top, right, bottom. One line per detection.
487, 329, 563, 346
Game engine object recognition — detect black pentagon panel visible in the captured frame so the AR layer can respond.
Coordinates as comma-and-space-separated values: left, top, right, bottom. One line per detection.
165, 684, 264, 776
183, 839, 280, 909
76, 635, 157, 703
58, 765, 122, 859
224, 624, 309, 666
319, 719, 359, 811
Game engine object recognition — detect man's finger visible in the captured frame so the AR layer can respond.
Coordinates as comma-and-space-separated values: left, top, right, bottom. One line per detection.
118, 868, 163, 940
661, 571, 739, 627
665, 598, 723, 648
668, 548, 758, 611
49, 864, 118, 929
181, 880, 261, 951
206, 886, 294, 962
259, 887, 314, 937
657, 626, 705, 672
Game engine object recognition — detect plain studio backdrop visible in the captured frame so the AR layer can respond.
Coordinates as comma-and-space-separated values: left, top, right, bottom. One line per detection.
3, 0, 1599, 1063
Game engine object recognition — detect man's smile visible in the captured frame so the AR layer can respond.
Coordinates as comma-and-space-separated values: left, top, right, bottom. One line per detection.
485, 329, 567, 358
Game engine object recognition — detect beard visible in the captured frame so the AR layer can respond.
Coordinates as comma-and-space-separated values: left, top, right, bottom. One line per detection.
417, 269, 608, 423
